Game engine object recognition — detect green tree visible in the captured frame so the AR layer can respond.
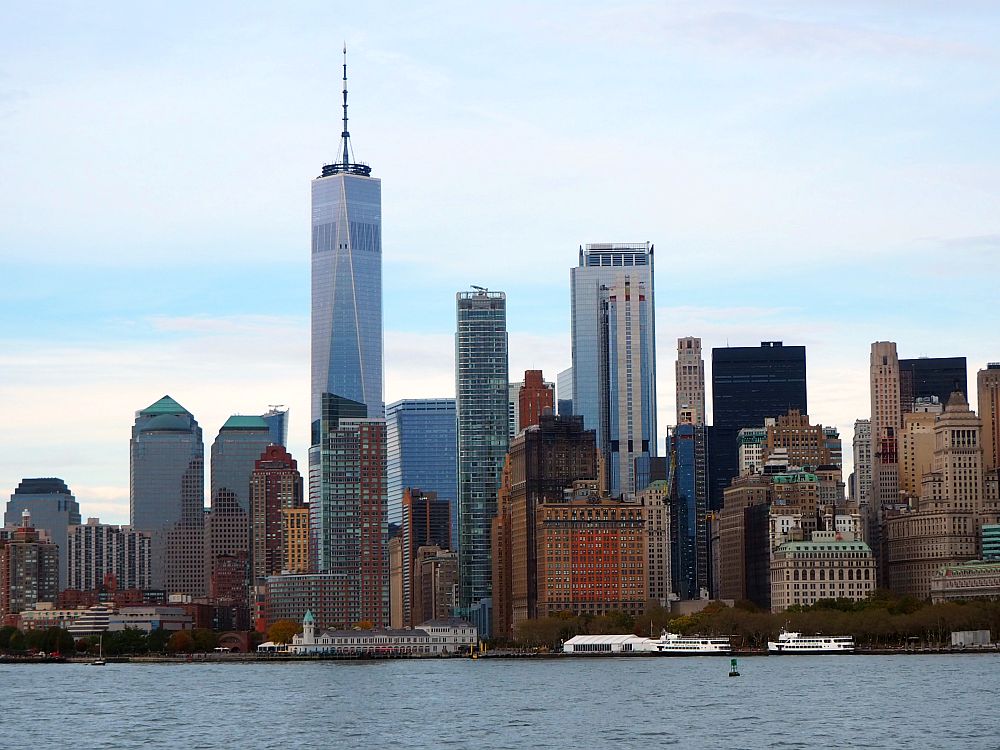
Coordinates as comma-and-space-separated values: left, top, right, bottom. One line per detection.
167, 630, 194, 653
267, 619, 302, 645
147, 628, 171, 653
191, 628, 218, 652
0, 625, 20, 650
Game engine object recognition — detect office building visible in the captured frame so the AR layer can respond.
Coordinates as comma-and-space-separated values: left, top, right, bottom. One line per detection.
412, 546, 459, 625
66, 519, 151, 592
770, 529, 875, 612
399, 489, 451, 626
715, 474, 772, 604
309, 397, 388, 628
885, 392, 991, 598
899, 356, 968, 411
980, 364, 1000, 472
385, 398, 457, 544
556, 367, 574, 417
710, 342, 807, 510
570, 243, 657, 497
764, 410, 838, 469
282, 507, 310, 574
0, 510, 59, 617
250, 445, 304, 581
535, 482, 648, 619
262, 573, 351, 630
261, 406, 289, 447
130, 395, 205, 597
455, 288, 508, 622
899, 398, 942, 499
738, 425, 769, 476
311, 51, 383, 423
676, 336, 706, 426
492, 414, 599, 638
4, 478, 81, 591
518, 370, 555, 433
852, 419, 872, 505
670, 422, 709, 597
636, 480, 672, 606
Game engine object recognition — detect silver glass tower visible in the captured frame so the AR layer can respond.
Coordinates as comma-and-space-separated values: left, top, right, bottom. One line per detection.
570, 243, 657, 497
311, 48, 383, 429
455, 288, 508, 618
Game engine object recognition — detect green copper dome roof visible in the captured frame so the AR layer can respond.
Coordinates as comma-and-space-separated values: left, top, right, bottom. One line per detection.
140, 395, 190, 417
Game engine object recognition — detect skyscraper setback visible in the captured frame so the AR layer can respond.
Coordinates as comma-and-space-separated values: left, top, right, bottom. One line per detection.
570, 243, 657, 496
455, 288, 508, 624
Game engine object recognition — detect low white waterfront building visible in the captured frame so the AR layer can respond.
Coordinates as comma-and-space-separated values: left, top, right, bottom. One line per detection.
288, 611, 477, 656
563, 634, 656, 654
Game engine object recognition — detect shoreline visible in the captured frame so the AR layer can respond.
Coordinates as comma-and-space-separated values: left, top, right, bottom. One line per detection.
4, 646, 998, 665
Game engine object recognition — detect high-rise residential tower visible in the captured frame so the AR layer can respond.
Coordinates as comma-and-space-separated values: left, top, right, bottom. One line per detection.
980, 363, 1000, 472
0, 510, 59, 617
676, 336, 706, 426
570, 243, 657, 497
385, 399, 458, 546
4, 478, 81, 591
455, 288, 508, 625
250, 445, 304, 581
311, 49, 383, 427
709, 342, 807, 510
130, 395, 204, 595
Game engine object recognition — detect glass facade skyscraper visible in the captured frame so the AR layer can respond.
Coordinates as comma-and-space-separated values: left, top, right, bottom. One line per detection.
4, 478, 81, 591
211, 416, 273, 512
455, 289, 508, 618
709, 342, 807, 510
129, 395, 204, 591
386, 399, 458, 546
570, 243, 657, 496
261, 407, 289, 447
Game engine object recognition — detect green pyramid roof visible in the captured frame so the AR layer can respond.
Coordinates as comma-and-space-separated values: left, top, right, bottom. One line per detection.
303, 609, 315, 624
221, 415, 269, 430
140, 395, 190, 416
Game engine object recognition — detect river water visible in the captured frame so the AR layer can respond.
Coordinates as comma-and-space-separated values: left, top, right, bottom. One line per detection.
3, 655, 998, 749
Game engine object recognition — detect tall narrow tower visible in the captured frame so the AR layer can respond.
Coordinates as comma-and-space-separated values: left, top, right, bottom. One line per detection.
676, 337, 705, 426
869, 341, 902, 512
311, 47, 383, 430
570, 243, 657, 497
455, 288, 508, 628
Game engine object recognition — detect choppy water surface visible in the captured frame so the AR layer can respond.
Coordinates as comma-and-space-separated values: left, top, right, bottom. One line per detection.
3, 655, 998, 749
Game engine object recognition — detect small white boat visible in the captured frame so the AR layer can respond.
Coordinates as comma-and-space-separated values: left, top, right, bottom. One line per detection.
90, 635, 107, 666
653, 630, 732, 655
767, 629, 854, 654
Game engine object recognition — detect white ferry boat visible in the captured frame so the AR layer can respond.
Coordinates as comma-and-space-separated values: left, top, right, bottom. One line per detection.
653, 630, 732, 655
767, 629, 854, 654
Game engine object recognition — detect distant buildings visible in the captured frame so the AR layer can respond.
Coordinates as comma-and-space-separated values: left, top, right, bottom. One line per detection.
289, 609, 476, 655
66, 518, 151, 592
492, 414, 599, 638
556, 367, 574, 417
385, 398, 457, 545
398, 489, 451, 627
455, 288, 508, 624
676, 336, 705, 426
517, 370, 555, 434
669, 422, 709, 598
0, 511, 59, 617
4, 478, 80, 591
535, 482, 648, 620
980, 364, 1000, 472
709, 342, 807, 511
636, 480, 672, 606
129, 395, 205, 597
770, 529, 875, 612
851, 419, 872, 505
412, 546, 458, 625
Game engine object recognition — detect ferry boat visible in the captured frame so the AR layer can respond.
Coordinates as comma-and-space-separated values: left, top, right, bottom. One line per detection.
767, 629, 854, 654
652, 630, 732, 655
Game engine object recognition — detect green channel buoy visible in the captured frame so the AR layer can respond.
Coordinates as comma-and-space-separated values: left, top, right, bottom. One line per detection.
729, 657, 740, 677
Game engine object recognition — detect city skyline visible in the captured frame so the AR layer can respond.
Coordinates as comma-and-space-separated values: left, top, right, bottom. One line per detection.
3, 3, 1000, 523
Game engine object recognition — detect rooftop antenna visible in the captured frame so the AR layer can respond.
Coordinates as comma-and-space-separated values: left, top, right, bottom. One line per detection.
341, 43, 350, 169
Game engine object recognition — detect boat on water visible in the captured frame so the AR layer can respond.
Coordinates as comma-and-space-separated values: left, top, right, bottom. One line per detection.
90, 635, 106, 666
767, 629, 854, 654
652, 631, 732, 655
562, 631, 732, 655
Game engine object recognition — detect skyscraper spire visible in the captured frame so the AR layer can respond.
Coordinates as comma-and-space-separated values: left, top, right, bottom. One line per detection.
321, 44, 372, 178
341, 43, 350, 169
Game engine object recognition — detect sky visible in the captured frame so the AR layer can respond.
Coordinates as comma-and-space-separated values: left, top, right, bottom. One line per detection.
2, 2, 999, 525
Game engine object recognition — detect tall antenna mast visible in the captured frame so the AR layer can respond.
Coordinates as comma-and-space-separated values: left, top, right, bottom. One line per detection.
341, 44, 350, 168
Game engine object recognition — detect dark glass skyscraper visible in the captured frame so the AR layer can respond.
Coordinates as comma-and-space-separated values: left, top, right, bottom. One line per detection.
455, 289, 508, 617
899, 357, 967, 411
709, 342, 807, 509
4, 478, 80, 591
386, 399, 458, 546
